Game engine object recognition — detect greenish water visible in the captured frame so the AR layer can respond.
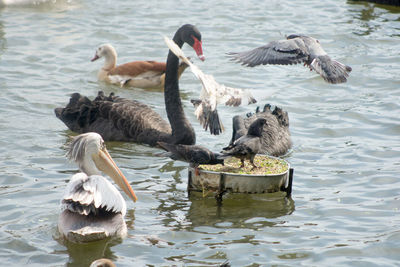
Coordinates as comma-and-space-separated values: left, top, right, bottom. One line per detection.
0, 0, 399, 266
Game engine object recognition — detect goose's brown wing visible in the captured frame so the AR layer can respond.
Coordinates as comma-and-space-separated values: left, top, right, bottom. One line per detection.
109, 61, 166, 77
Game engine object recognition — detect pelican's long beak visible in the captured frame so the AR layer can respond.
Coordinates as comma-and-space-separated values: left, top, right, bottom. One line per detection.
93, 148, 138, 202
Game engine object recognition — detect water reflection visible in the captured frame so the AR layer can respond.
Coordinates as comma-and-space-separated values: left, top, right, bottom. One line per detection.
0, 18, 5, 57
60, 238, 120, 267
187, 193, 295, 229
348, 0, 400, 10
347, 0, 400, 36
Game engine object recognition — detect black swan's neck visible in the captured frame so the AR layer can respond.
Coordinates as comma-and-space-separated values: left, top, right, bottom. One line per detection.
164, 31, 196, 145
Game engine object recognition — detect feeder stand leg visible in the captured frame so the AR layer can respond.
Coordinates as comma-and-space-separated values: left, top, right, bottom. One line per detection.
286, 168, 294, 197
187, 169, 193, 198
215, 173, 226, 205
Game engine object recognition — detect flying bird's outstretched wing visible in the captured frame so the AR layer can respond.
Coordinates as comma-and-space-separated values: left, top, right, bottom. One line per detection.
227, 35, 352, 84
164, 36, 256, 135
227, 38, 309, 67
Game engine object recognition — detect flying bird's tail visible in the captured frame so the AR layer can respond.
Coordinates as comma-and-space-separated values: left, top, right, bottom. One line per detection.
191, 99, 224, 135
310, 55, 352, 84
164, 35, 258, 136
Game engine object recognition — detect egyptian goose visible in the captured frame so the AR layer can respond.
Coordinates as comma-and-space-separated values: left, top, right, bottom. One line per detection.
91, 44, 189, 89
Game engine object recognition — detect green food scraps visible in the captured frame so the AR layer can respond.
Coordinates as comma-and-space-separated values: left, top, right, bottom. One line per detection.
199, 155, 288, 175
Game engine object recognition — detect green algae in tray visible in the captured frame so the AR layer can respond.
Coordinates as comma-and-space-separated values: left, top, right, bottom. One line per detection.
199, 155, 288, 175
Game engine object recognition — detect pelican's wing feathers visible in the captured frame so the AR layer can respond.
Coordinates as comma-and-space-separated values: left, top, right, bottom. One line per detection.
61, 173, 126, 216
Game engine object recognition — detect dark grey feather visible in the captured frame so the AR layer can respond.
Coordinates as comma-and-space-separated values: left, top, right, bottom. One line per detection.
157, 142, 223, 166
224, 104, 292, 157
220, 118, 267, 168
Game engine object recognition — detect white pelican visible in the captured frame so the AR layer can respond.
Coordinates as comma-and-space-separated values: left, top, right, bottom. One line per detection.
58, 132, 137, 243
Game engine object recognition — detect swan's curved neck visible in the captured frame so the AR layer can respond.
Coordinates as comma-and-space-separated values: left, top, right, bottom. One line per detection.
103, 49, 117, 71
164, 32, 196, 145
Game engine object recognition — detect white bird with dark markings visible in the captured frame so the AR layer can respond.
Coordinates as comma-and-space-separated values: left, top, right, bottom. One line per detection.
228, 34, 352, 84
58, 132, 137, 243
164, 36, 256, 135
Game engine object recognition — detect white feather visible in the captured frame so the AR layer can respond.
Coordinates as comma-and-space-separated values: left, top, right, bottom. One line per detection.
61, 173, 126, 216
108, 75, 132, 87
164, 36, 257, 134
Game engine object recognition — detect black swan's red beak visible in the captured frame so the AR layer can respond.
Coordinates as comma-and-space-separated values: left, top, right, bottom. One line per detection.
192, 36, 205, 61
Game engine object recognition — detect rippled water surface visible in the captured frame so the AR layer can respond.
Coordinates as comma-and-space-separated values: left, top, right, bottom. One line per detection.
0, 0, 399, 266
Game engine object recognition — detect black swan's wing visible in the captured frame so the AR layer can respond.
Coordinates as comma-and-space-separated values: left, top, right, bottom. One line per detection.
240, 104, 292, 156
223, 115, 247, 151
55, 91, 171, 146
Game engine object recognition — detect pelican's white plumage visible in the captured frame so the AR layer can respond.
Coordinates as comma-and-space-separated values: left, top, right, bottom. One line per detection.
164, 36, 256, 135
61, 174, 126, 216
58, 132, 137, 243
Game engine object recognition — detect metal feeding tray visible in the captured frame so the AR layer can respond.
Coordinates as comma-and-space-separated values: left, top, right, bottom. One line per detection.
187, 157, 293, 202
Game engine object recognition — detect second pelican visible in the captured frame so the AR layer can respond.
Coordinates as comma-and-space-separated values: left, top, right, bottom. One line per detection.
58, 132, 137, 243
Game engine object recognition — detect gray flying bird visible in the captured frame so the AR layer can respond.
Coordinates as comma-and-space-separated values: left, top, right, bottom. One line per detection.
228, 34, 352, 84
220, 118, 267, 168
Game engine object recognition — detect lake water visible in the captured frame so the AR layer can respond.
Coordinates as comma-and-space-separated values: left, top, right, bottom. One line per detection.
0, 0, 399, 266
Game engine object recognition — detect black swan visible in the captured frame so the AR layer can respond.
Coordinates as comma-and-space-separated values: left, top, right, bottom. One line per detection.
220, 118, 267, 168
55, 24, 204, 146
224, 104, 292, 157
58, 133, 137, 243
228, 34, 352, 84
